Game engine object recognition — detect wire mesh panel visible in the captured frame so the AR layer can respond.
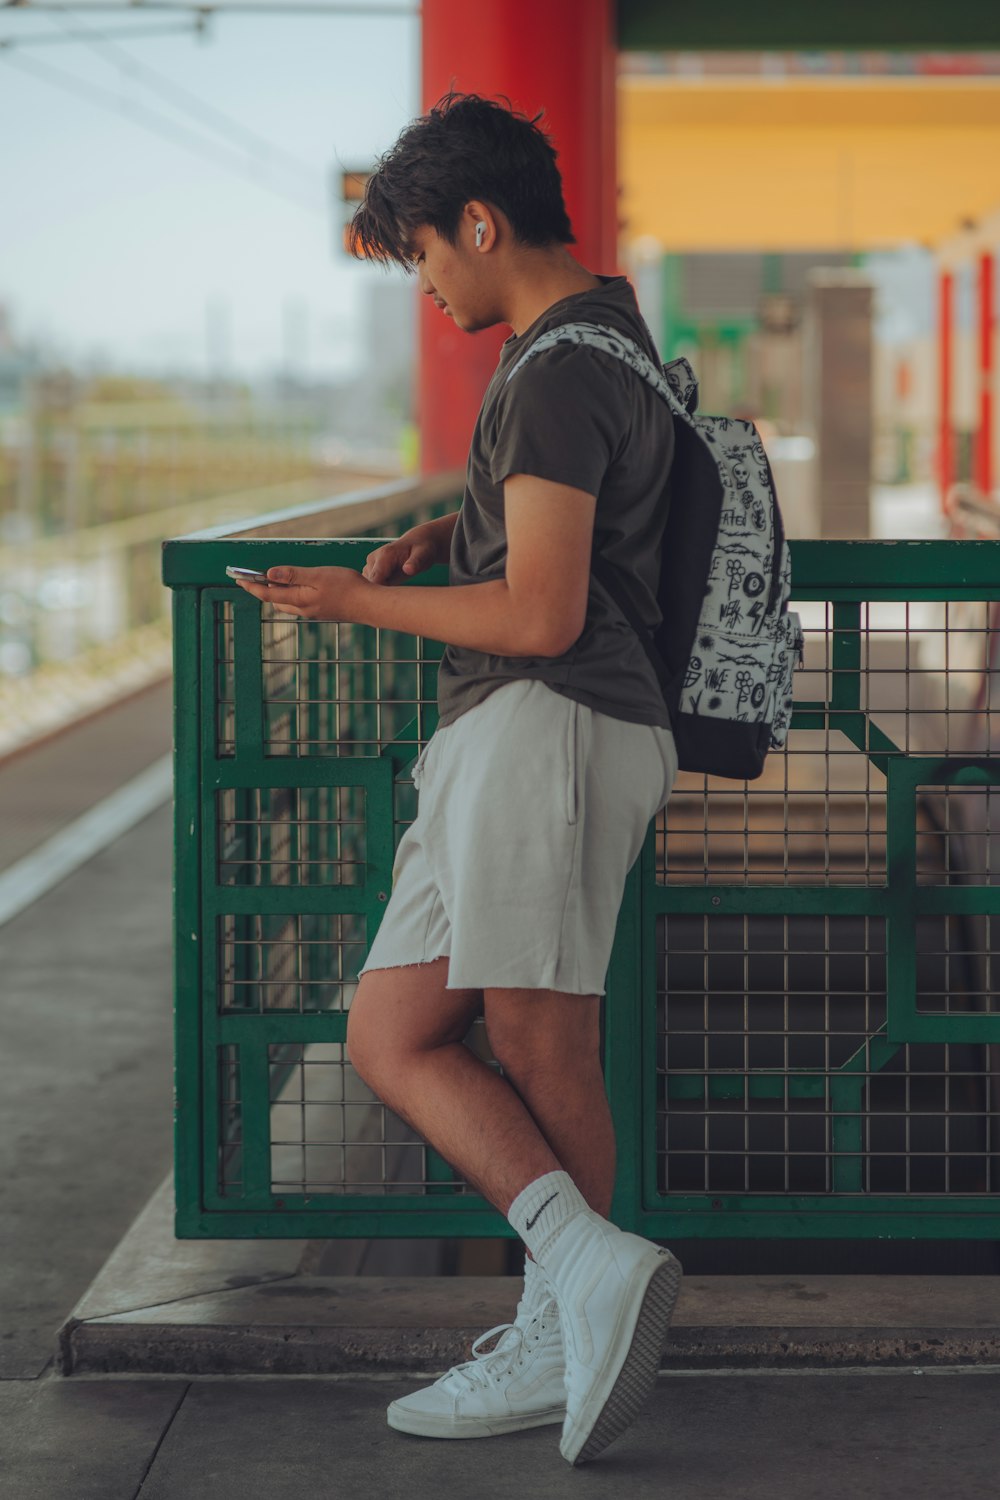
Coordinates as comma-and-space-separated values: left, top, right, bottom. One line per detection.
202, 583, 475, 1216
643, 544, 1000, 1239
164, 512, 509, 1236
165, 531, 1000, 1238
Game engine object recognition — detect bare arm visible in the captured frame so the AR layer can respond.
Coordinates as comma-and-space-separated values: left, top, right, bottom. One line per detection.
352, 476, 596, 657
237, 483, 594, 660
403, 508, 460, 567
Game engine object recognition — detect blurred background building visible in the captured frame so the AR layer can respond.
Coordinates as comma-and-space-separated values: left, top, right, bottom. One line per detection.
1, 7, 997, 753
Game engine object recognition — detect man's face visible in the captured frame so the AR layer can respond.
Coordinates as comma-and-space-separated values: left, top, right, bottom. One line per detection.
407, 220, 500, 334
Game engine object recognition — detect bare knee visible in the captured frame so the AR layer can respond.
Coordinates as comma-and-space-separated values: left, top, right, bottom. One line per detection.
346, 973, 408, 1084
344, 989, 378, 1085
490, 1038, 603, 1088
484, 991, 602, 1079
346, 960, 480, 1083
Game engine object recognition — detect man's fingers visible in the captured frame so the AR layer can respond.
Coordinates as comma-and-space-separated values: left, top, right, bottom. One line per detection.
238, 577, 304, 608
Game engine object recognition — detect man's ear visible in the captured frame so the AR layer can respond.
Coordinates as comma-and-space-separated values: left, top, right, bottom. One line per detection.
464, 201, 496, 251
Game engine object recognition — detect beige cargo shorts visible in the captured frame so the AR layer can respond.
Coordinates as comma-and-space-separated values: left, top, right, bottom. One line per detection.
357, 678, 677, 997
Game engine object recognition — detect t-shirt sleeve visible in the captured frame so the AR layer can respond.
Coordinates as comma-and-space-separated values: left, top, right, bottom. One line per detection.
489, 343, 630, 496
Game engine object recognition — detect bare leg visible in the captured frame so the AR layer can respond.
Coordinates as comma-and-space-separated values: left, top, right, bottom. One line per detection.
346, 959, 564, 1216
483, 988, 615, 1247
491, 1050, 616, 1221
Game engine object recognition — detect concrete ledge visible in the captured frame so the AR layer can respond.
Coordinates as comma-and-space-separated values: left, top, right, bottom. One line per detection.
60, 1172, 1000, 1376
68, 1320, 1000, 1374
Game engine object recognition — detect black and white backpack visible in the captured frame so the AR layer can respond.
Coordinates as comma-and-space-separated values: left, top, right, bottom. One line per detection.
506, 321, 804, 781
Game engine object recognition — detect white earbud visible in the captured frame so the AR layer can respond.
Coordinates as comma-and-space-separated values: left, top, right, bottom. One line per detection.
475, 221, 487, 247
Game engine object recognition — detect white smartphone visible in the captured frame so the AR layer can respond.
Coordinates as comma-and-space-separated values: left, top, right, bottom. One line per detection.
226, 565, 272, 583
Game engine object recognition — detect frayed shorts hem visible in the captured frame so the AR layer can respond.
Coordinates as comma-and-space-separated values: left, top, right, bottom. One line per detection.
356, 952, 606, 997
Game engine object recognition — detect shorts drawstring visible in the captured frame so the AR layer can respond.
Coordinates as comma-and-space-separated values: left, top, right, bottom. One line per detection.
410, 737, 434, 792
566, 700, 581, 825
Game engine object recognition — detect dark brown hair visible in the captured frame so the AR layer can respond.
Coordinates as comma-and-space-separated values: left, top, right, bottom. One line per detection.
348, 91, 575, 271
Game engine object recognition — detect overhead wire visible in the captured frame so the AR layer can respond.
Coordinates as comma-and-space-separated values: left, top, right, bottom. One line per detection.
0, 3, 419, 212
2, 4, 418, 14
41, 1, 324, 197
0, 46, 326, 215
0, 22, 200, 47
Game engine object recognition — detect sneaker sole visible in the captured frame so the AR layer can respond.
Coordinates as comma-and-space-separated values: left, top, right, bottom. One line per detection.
561, 1249, 683, 1466
387, 1400, 566, 1439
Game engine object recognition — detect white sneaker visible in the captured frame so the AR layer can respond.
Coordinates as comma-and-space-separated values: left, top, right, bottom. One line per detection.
539, 1209, 683, 1465
386, 1257, 567, 1439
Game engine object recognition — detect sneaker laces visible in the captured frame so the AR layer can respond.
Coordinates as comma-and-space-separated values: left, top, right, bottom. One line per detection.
445, 1297, 559, 1393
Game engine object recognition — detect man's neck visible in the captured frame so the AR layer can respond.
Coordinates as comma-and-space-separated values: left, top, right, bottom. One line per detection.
503, 250, 605, 337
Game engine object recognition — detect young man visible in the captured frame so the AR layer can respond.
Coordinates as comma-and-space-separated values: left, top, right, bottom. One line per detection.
233, 92, 682, 1465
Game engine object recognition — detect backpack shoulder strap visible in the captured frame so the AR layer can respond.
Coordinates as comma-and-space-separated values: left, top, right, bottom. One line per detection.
502, 319, 698, 694
504, 320, 692, 421
505, 322, 677, 681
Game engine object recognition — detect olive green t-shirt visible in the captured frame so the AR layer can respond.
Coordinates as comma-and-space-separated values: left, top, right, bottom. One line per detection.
435, 273, 675, 730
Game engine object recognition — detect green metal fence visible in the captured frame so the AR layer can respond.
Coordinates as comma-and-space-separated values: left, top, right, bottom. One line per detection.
162, 495, 1000, 1241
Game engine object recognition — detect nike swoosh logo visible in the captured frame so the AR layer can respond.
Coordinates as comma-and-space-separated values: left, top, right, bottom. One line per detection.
525, 1192, 558, 1230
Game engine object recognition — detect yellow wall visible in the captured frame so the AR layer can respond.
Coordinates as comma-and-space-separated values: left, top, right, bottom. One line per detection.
618, 77, 1000, 252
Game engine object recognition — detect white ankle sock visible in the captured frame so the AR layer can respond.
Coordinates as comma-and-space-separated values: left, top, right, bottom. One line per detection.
507, 1170, 591, 1264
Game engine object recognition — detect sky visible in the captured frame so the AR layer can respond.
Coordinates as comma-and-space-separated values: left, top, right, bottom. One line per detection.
0, 1, 420, 379
0, 6, 967, 382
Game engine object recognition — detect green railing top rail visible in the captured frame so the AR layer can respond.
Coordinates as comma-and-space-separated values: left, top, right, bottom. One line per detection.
161, 471, 463, 583
163, 472, 1000, 594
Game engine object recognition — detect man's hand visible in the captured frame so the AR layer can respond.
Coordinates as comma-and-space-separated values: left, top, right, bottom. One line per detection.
232, 564, 369, 622
362, 531, 440, 584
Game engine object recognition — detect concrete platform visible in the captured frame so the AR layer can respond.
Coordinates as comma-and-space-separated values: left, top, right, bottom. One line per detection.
9, 1367, 1000, 1500
59, 1171, 1000, 1377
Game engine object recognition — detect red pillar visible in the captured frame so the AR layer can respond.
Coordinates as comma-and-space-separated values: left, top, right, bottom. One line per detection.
419, 0, 618, 475
938, 268, 954, 516
977, 251, 995, 500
